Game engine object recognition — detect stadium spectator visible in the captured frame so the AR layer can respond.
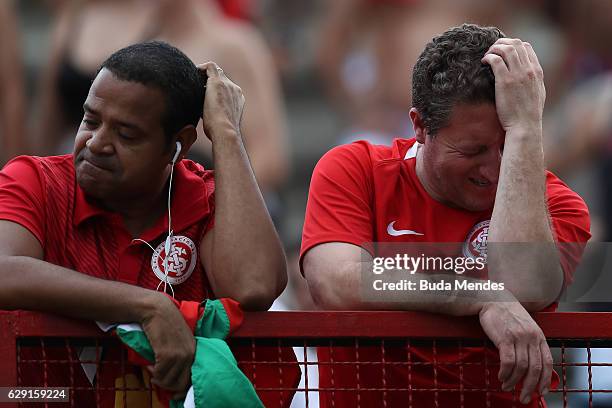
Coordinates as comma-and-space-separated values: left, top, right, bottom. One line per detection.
0, 42, 287, 405
0, 0, 27, 165
316, 0, 428, 145
33, 0, 288, 195
316, 0, 516, 146
301, 24, 591, 407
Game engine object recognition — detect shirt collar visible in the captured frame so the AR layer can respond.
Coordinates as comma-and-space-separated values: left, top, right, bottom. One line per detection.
74, 181, 108, 226
164, 160, 212, 236
73, 160, 212, 239
403, 140, 421, 160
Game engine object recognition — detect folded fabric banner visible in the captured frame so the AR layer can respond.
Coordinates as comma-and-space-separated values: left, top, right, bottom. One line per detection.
114, 298, 264, 408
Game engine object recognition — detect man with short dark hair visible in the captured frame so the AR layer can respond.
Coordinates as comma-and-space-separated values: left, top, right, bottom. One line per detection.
302, 24, 590, 407
0, 41, 287, 404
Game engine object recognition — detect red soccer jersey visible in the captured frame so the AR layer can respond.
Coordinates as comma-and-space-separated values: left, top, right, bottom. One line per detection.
300, 138, 591, 407
0, 155, 216, 406
0, 155, 215, 298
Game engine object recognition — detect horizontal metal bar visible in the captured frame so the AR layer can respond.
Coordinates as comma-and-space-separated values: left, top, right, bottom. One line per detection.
3, 311, 612, 339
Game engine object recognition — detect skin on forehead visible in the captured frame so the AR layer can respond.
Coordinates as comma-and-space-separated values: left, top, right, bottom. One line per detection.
84, 68, 167, 134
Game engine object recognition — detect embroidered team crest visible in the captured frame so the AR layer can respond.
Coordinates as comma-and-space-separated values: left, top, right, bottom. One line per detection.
151, 236, 197, 285
462, 220, 490, 260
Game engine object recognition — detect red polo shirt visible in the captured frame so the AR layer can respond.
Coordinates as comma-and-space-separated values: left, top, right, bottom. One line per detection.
1, 155, 301, 408
0, 155, 215, 300
301, 139, 591, 407
0, 155, 216, 406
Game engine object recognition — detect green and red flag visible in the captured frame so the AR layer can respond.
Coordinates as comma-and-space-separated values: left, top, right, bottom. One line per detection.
114, 298, 264, 408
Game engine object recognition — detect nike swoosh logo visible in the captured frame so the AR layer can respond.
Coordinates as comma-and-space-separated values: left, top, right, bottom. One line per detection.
387, 221, 424, 236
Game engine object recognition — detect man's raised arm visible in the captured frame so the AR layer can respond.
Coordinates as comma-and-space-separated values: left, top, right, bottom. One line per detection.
483, 38, 564, 310
198, 62, 287, 311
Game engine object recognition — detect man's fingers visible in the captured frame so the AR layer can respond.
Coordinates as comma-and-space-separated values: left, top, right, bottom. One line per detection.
197, 61, 222, 80
151, 351, 192, 392
486, 44, 521, 70
524, 42, 543, 74
494, 38, 530, 65
504, 342, 529, 391
196, 61, 212, 73
140, 294, 196, 395
151, 359, 173, 389
197, 61, 237, 87
152, 364, 189, 392
538, 340, 553, 396
154, 363, 182, 391
498, 342, 516, 385
151, 352, 171, 378
519, 343, 543, 404
481, 53, 509, 77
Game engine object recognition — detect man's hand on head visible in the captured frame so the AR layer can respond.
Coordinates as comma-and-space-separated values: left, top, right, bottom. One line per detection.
481, 38, 546, 134
141, 292, 195, 398
483, 38, 562, 302
479, 300, 553, 405
197, 61, 246, 142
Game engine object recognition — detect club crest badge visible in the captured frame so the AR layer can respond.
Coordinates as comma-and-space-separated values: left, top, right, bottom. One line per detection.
151, 236, 197, 285
462, 220, 490, 260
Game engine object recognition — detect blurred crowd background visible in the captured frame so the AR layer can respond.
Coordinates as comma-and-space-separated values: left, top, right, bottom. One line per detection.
3, 1, 612, 406
2, 0, 612, 312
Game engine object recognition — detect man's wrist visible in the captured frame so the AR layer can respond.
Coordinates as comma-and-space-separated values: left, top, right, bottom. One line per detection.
478, 289, 519, 315
137, 290, 169, 324
207, 124, 242, 144
505, 123, 543, 142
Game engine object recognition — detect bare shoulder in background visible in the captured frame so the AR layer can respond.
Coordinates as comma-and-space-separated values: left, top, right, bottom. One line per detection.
0, 0, 27, 165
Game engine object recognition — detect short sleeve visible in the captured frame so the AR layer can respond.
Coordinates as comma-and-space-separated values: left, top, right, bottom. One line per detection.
0, 156, 46, 247
300, 143, 375, 269
546, 172, 591, 286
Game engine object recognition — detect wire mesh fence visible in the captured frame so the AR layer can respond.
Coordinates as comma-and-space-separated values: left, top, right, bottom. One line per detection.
2, 311, 612, 407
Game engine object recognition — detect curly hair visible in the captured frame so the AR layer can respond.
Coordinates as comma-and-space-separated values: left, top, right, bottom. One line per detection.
99, 41, 206, 145
412, 24, 505, 135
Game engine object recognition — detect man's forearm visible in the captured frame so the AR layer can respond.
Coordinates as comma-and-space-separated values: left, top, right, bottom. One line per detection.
488, 127, 563, 307
209, 129, 287, 309
310, 262, 516, 316
490, 127, 550, 241
0, 255, 164, 323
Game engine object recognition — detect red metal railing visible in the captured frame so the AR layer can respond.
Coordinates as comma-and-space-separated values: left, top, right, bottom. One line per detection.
1, 311, 612, 407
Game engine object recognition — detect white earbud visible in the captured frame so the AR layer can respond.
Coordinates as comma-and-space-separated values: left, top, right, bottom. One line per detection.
172, 141, 182, 164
